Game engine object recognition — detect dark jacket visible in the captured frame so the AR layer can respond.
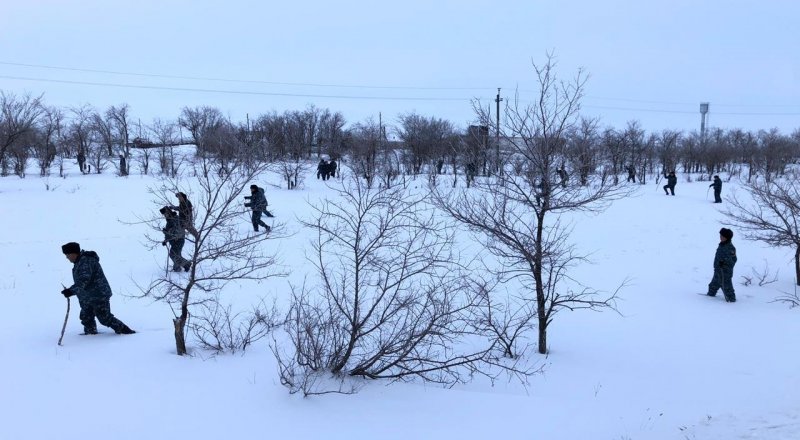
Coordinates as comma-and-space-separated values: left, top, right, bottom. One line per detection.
245, 187, 268, 211
713, 240, 737, 270
163, 216, 185, 242
665, 173, 677, 187
171, 198, 193, 223
68, 251, 113, 300
710, 177, 722, 191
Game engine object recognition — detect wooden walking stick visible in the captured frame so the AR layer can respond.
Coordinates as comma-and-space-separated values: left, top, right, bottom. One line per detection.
58, 284, 71, 346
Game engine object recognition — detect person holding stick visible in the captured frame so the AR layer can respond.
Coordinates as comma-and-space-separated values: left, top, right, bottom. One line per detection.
60, 242, 135, 335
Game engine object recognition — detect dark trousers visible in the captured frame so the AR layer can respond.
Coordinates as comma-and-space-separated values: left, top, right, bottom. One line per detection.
251, 211, 269, 231
180, 217, 198, 237
663, 184, 675, 195
168, 238, 189, 270
78, 297, 125, 333
714, 190, 722, 203
708, 267, 736, 301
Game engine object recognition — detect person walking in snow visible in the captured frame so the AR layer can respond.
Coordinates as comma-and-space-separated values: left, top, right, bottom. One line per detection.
557, 167, 568, 188
710, 175, 723, 203
171, 192, 198, 238
663, 171, 677, 195
626, 165, 636, 183
161, 207, 191, 272
328, 159, 337, 179
317, 159, 327, 179
244, 184, 272, 232
60, 242, 136, 335
707, 228, 737, 302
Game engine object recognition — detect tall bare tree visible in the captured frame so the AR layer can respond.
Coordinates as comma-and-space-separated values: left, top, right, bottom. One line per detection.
434, 54, 628, 355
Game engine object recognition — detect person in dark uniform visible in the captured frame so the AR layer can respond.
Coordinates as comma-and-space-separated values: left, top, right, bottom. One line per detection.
161, 207, 191, 272
317, 159, 327, 179
60, 242, 136, 335
663, 171, 677, 195
710, 175, 722, 203
557, 167, 568, 188
171, 192, 199, 238
328, 159, 337, 179
244, 184, 272, 232
626, 165, 636, 183
707, 228, 737, 302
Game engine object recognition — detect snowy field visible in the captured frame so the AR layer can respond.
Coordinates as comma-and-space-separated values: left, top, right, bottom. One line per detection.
1, 158, 799, 440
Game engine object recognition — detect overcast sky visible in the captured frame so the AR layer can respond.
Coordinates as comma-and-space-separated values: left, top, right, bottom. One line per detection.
1, 0, 798, 134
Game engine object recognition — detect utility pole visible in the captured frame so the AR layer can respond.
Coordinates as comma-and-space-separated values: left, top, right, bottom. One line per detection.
495, 88, 503, 174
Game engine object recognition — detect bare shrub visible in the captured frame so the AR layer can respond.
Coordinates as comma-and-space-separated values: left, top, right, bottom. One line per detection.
273, 175, 534, 394
190, 296, 282, 354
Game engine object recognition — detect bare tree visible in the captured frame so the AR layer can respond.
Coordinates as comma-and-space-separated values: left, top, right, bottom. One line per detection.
601, 127, 625, 184
724, 177, 800, 285
0, 92, 43, 175
396, 113, 455, 176
565, 117, 600, 186
140, 158, 285, 355
271, 156, 310, 190
179, 106, 225, 156
32, 106, 63, 176
655, 129, 681, 178
91, 110, 115, 158
436, 53, 628, 355
729, 129, 758, 182
349, 117, 383, 187
108, 104, 132, 174
757, 128, 795, 182
66, 105, 95, 174
273, 175, 528, 394
316, 109, 347, 159
149, 118, 180, 177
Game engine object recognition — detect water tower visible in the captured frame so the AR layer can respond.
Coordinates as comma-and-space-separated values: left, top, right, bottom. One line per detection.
700, 102, 709, 140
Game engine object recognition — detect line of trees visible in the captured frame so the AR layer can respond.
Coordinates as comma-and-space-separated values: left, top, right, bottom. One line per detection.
3, 90, 798, 185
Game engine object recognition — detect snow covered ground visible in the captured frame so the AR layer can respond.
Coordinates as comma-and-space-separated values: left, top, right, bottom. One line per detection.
1, 160, 799, 439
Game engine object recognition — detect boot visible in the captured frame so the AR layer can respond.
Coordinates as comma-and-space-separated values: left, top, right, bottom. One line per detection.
115, 324, 136, 335
82, 328, 98, 335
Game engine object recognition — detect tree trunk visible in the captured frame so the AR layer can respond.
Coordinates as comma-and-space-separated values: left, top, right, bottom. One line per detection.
174, 290, 190, 355
535, 212, 548, 355
795, 246, 800, 286
173, 315, 187, 355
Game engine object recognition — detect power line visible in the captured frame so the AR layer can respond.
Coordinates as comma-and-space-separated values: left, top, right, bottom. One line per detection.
0, 75, 472, 101
0, 61, 487, 91
3, 61, 798, 111
2, 72, 798, 117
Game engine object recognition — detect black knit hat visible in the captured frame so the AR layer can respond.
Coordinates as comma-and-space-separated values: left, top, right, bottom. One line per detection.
250, 184, 258, 190
160, 206, 174, 216
61, 242, 81, 254
719, 228, 733, 240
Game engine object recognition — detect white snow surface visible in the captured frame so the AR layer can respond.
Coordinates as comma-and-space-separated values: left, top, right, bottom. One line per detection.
1, 158, 799, 440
